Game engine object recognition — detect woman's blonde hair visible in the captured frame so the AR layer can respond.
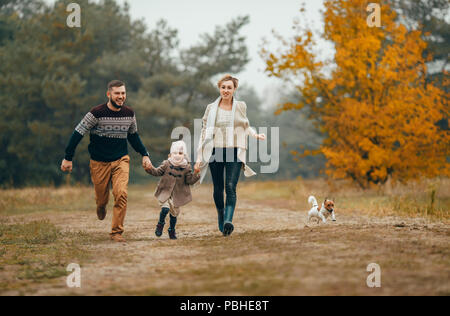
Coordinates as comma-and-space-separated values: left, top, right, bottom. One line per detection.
217, 74, 239, 89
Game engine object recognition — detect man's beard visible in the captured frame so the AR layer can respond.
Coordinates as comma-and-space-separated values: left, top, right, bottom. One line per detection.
110, 98, 124, 109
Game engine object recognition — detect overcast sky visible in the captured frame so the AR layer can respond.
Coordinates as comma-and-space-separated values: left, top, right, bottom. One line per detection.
114, 0, 326, 105
47, 0, 328, 105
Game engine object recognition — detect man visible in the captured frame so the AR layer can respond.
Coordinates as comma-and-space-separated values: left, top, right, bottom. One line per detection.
61, 80, 152, 242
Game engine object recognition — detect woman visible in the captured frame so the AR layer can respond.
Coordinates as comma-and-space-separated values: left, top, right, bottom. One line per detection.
194, 75, 266, 236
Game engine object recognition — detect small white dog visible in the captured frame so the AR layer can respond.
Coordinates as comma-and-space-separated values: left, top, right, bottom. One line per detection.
307, 196, 336, 223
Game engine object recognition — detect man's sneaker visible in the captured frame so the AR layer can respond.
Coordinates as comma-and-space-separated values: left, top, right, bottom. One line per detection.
155, 222, 164, 237
110, 234, 126, 243
97, 206, 106, 221
168, 229, 177, 240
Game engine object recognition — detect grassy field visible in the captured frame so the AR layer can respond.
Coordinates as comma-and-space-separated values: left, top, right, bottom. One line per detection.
0, 178, 448, 296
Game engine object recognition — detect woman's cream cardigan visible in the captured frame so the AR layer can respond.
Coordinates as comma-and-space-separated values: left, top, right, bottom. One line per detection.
196, 97, 258, 184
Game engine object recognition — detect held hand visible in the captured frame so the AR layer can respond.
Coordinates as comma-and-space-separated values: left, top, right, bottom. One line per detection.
142, 156, 153, 170
61, 159, 73, 173
257, 134, 266, 141
194, 162, 201, 174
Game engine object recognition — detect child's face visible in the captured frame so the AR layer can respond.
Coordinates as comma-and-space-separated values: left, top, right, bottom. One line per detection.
170, 151, 185, 162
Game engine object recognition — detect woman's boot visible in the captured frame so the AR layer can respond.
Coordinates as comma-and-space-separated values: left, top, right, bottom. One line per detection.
223, 205, 235, 236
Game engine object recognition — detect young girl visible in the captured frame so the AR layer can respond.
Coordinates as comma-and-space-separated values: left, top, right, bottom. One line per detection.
146, 140, 200, 239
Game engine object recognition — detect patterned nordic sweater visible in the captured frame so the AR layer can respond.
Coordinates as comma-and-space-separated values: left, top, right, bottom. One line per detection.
64, 103, 149, 162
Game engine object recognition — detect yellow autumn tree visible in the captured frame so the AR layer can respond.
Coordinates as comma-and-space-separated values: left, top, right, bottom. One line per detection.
263, 0, 449, 187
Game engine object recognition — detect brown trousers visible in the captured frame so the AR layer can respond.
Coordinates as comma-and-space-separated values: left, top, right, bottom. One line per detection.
90, 155, 130, 236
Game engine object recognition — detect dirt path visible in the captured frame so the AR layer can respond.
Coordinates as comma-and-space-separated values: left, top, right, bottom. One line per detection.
3, 185, 449, 296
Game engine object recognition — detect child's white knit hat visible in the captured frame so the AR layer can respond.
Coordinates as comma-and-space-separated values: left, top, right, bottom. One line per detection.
170, 140, 187, 155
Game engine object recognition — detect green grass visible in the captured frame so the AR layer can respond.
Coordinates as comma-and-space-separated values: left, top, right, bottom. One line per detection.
0, 220, 61, 245
0, 220, 93, 294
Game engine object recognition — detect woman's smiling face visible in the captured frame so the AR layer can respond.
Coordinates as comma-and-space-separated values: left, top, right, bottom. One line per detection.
219, 80, 236, 101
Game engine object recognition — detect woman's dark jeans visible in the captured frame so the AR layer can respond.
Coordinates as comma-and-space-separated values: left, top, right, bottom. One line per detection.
209, 148, 242, 232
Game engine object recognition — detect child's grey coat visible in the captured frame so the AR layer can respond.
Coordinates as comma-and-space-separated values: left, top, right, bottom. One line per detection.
146, 160, 200, 207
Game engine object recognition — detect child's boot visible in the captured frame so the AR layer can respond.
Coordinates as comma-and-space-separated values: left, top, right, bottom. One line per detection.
168, 214, 177, 240
155, 207, 170, 237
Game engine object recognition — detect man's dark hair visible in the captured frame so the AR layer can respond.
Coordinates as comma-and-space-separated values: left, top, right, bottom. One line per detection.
107, 80, 125, 90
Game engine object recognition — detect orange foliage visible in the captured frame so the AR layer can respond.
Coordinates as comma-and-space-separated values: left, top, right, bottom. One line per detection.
263, 0, 449, 187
